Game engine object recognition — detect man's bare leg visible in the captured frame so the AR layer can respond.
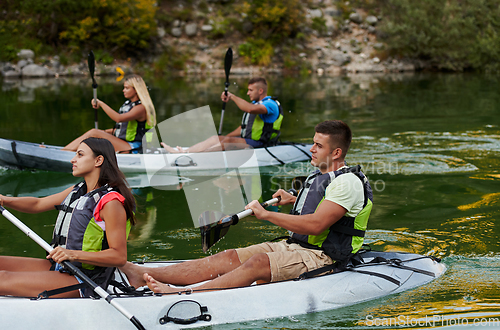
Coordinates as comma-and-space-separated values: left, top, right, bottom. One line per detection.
144, 253, 271, 293
120, 249, 242, 288
161, 135, 224, 153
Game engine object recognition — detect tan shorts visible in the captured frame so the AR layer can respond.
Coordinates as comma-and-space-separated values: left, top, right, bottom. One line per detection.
235, 240, 333, 282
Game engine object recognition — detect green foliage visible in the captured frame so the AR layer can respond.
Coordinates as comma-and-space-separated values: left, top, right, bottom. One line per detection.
378, 0, 500, 71
311, 17, 327, 35
240, 0, 305, 43
152, 46, 191, 74
238, 39, 274, 66
93, 50, 114, 65
0, 0, 157, 61
236, 0, 305, 66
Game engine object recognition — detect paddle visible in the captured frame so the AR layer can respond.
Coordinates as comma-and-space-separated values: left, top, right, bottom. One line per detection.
218, 47, 233, 136
200, 189, 297, 252
0, 205, 146, 330
88, 51, 99, 129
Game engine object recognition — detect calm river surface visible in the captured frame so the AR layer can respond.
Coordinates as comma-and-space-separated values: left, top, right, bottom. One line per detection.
1, 73, 499, 329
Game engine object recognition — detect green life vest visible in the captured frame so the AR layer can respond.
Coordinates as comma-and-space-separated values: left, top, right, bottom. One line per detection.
240, 97, 284, 146
290, 165, 373, 262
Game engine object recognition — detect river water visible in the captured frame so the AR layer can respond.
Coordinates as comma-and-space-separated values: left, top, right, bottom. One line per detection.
0, 73, 499, 329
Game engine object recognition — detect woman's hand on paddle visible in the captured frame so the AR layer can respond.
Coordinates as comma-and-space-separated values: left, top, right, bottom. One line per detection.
47, 246, 76, 263
91, 98, 101, 109
245, 200, 269, 220
272, 189, 296, 206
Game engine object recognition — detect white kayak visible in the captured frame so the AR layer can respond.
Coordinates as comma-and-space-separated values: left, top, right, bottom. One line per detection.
0, 138, 312, 175
0, 250, 445, 329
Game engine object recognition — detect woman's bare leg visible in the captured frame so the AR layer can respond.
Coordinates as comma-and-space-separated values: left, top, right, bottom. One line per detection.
0, 256, 80, 297
0, 269, 80, 297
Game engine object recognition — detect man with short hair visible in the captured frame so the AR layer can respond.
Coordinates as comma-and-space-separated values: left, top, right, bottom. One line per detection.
124, 120, 373, 292
161, 77, 283, 152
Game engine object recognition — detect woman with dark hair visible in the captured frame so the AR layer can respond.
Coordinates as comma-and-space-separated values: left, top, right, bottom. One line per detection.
0, 137, 135, 297
63, 75, 157, 153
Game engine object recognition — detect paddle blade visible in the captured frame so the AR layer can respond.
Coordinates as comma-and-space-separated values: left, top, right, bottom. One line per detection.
88, 51, 95, 78
199, 211, 235, 252
224, 48, 233, 81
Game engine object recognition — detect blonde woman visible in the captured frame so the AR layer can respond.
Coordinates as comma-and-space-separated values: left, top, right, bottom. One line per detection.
63, 75, 156, 153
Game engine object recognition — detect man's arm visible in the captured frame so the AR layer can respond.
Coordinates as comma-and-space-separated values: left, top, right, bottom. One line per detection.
221, 92, 268, 114
246, 199, 346, 236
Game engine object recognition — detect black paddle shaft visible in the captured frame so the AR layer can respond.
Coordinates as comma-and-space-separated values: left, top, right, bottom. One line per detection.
88, 51, 99, 129
218, 47, 233, 135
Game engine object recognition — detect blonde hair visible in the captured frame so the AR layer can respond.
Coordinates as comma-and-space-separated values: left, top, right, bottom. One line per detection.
125, 75, 156, 127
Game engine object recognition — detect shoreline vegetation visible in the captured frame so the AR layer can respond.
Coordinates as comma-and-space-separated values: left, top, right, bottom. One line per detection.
1, 0, 499, 79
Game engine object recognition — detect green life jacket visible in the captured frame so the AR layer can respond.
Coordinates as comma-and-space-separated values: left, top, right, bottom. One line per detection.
53, 182, 132, 273
113, 99, 153, 144
240, 96, 284, 146
290, 165, 373, 262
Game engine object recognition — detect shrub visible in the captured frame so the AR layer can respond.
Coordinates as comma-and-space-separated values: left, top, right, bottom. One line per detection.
239, 39, 274, 66
378, 0, 500, 71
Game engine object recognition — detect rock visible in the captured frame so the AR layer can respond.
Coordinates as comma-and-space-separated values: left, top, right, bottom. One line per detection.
17, 59, 28, 70
332, 52, 351, 66
366, 15, 378, 26
185, 23, 197, 37
373, 43, 385, 51
17, 49, 35, 60
21, 64, 54, 77
325, 7, 342, 17
367, 26, 376, 34
201, 25, 213, 32
157, 27, 166, 38
173, 20, 180, 27
2, 70, 21, 78
349, 12, 363, 24
309, 9, 323, 18
352, 46, 362, 54
373, 57, 380, 64
171, 27, 182, 37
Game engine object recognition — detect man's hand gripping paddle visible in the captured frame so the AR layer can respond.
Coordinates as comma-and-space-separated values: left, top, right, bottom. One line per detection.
200, 188, 298, 252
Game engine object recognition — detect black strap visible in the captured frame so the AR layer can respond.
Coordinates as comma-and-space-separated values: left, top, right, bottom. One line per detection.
35, 283, 87, 299
11, 141, 23, 169
264, 146, 285, 165
54, 204, 73, 212
330, 222, 365, 237
289, 143, 312, 160
296, 253, 437, 285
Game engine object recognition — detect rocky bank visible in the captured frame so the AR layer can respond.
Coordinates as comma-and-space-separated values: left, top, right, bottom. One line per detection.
1, 0, 422, 79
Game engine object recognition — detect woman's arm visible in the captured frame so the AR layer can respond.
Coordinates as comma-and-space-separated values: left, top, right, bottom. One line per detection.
93, 99, 147, 123
0, 186, 73, 214
47, 199, 128, 267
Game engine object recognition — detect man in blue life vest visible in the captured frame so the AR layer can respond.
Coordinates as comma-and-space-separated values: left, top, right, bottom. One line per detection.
122, 120, 373, 293
161, 77, 283, 153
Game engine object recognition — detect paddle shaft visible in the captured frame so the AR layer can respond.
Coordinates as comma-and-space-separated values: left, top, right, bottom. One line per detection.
0, 205, 145, 330
88, 51, 99, 130
218, 48, 233, 135
93, 88, 98, 129
219, 196, 280, 226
